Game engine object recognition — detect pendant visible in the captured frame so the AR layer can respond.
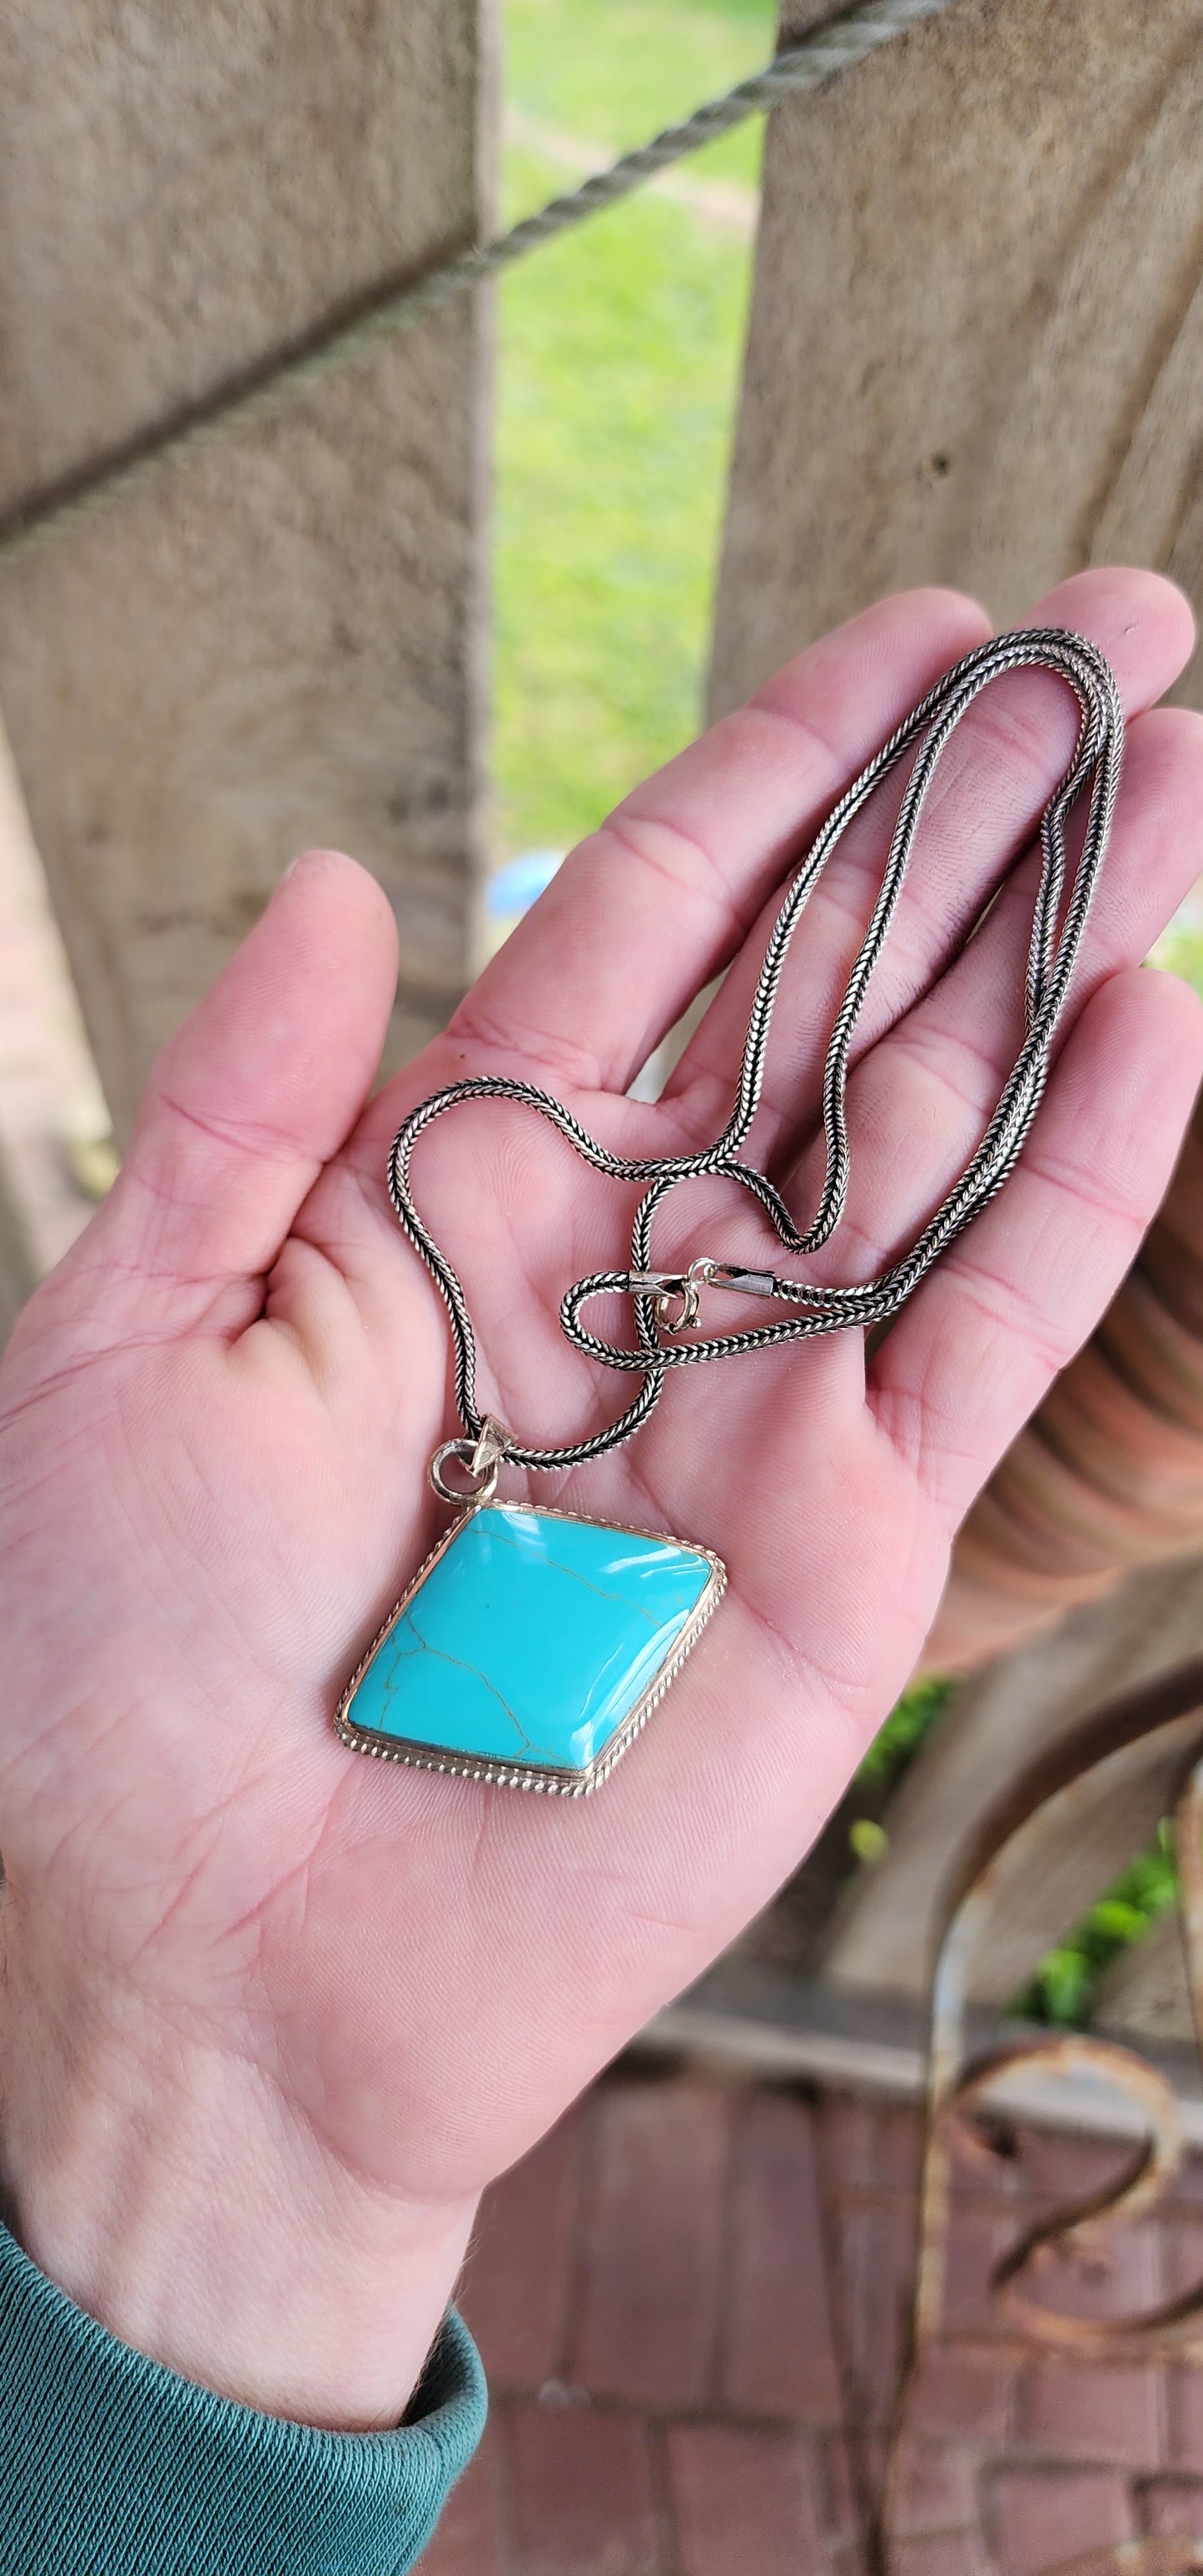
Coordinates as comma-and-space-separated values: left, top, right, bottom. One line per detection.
336, 1493, 725, 1796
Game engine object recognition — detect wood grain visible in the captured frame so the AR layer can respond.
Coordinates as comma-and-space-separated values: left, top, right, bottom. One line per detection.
1092, 1904, 1196, 2046
710, 0, 1203, 719
0, 2, 497, 1138
823, 1554, 1203, 2005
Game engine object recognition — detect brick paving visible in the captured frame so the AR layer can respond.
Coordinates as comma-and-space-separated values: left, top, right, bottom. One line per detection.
429, 2071, 1203, 2575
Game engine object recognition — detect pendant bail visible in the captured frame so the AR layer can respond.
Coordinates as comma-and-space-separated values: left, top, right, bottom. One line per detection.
470, 1416, 511, 1479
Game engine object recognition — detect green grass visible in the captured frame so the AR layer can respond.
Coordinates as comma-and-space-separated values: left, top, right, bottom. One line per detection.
495, 0, 777, 863
503, 0, 774, 209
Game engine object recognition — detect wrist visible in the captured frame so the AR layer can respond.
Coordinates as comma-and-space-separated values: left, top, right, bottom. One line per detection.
0, 1940, 476, 2430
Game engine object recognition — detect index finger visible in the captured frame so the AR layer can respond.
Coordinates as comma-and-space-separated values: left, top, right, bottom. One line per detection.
448, 587, 991, 1097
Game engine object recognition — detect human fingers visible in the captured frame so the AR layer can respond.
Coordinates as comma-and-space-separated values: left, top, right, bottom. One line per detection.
659, 567, 1195, 1167
442, 588, 991, 1098
321, 614, 1198, 1465
775, 704, 1203, 1298
868, 967, 1203, 1526
78, 851, 398, 1329
629, 707, 1203, 1541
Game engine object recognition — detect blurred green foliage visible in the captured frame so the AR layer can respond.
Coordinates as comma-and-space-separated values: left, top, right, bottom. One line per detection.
836, 1675, 957, 1874
848, 1690, 1182, 2037
1151, 920, 1203, 998
1012, 1823, 1180, 2028
856, 1673, 956, 1792
495, 0, 776, 863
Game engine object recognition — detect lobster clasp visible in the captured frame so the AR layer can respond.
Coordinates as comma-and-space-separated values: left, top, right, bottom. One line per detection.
628, 1256, 779, 1335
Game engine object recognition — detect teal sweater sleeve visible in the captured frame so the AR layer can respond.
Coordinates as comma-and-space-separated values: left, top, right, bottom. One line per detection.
0, 2216, 486, 2575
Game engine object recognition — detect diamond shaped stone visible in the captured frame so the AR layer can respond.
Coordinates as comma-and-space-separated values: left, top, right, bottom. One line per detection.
338, 1502, 723, 1792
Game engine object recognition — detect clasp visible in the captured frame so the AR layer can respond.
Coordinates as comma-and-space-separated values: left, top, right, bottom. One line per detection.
628, 1266, 698, 1333
699, 1261, 778, 1300
628, 1257, 778, 1335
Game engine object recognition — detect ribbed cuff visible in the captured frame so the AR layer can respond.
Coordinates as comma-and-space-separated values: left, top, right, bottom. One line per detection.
0, 2215, 485, 2576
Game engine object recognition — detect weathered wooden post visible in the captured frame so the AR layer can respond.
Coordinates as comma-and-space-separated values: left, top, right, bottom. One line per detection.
711, 0, 1203, 720
0, 2, 497, 1141
0, 1171, 35, 1350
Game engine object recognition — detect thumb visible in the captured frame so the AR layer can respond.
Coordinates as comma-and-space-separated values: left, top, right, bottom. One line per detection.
80, 850, 400, 1327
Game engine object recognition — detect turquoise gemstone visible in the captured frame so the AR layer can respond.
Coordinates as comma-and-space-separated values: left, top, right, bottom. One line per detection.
341, 1503, 721, 1789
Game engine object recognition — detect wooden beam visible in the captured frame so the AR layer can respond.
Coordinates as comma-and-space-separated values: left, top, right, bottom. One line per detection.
645, 1957, 1203, 2146
0, 729, 42, 1335
710, 0, 1203, 721
0, 715, 107, 1340
822, 1554, 1203, 2005
1093, 1908, 1196, 2049
0, 710, 109, 1239
0, 2, 497, 1140
0, 1158, 36, 1354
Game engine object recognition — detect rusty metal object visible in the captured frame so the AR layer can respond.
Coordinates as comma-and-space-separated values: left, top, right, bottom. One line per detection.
878, 1657, 1203, 2574
927, 1097, 1203, 1675
934, 2036, 1185, 2356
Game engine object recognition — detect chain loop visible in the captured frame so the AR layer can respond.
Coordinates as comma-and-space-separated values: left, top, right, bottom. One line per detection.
389, 629, 1124, 1472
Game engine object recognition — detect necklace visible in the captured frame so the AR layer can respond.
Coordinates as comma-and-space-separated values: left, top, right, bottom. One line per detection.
336, 629, 1123, 1794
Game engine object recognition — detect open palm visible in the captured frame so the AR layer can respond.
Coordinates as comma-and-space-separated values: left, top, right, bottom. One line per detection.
2, 570, 1202, 2425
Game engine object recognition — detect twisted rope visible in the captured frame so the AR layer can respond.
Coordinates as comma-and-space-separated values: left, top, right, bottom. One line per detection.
0, 0, 955, 572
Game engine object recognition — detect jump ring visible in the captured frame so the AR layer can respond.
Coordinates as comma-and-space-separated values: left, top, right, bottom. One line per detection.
428, 1438, 500, 1506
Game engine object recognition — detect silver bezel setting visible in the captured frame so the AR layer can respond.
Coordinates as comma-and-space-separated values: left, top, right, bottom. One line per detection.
334, 1498, 726, 1795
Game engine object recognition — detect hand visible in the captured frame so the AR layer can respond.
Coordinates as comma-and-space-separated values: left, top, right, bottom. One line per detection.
2, 570, 1201, 2428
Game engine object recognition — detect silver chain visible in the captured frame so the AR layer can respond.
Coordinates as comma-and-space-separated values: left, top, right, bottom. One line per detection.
389, 629, 1123, 1474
